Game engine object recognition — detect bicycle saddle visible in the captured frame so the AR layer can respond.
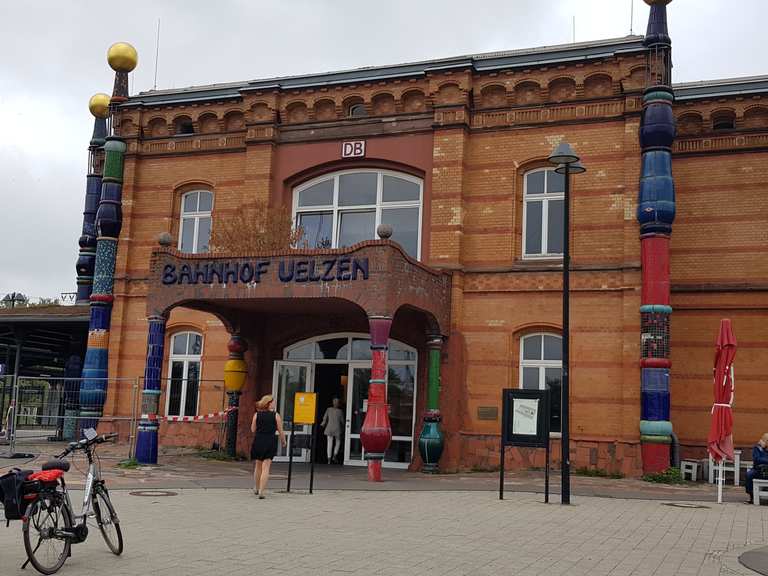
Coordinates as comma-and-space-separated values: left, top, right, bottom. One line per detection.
42, 459, 71, 472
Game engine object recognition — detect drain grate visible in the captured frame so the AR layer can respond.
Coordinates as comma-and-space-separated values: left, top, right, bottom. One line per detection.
663, 502, 710, 509
129, 490, 178, 497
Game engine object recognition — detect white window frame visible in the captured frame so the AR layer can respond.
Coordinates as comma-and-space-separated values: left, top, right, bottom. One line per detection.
166, 331, 203, 417
292, 169, 423, 260
522, 167, 564, 260
519, 332, 562, 435
178, 190, 213, 254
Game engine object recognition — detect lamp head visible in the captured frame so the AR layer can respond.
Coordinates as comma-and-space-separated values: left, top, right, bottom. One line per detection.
548, 142, 579, 165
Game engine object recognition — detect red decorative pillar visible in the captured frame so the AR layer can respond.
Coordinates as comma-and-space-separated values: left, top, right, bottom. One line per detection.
360, 315, 392, 482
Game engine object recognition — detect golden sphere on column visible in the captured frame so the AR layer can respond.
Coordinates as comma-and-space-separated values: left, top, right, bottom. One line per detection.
107, 42, 138, 72
88, 93, 111, 118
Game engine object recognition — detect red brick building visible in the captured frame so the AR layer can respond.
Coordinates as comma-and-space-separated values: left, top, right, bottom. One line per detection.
94, 25, 767, 476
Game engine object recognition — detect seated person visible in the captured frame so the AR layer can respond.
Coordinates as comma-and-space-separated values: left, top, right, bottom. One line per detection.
745, 433, 768, 501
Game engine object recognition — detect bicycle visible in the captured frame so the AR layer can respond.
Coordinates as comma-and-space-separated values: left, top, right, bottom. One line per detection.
19, 428, 123, 574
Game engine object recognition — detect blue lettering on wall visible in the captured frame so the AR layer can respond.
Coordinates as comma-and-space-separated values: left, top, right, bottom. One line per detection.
161, 257, 371, 286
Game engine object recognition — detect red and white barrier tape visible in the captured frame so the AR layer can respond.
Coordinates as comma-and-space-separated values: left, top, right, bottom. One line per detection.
142, 407, 237, 422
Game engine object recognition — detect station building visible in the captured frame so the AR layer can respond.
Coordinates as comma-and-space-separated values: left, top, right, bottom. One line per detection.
77, 3, 767, 476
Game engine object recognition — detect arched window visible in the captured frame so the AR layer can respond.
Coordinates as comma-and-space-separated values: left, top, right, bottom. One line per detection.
179, 190, 213, 253
348, 103, 367, 118
167, 331, 203, 417
293, 170, 422, 259
520, 333, 562, 433
523, 168, 565, 258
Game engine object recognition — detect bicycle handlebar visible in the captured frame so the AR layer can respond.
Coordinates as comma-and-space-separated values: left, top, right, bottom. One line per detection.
56, 433, 119, 458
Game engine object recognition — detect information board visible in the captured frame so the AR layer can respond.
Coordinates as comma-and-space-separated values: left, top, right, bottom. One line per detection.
502, 388, 550, 448
294, 392, 317, 424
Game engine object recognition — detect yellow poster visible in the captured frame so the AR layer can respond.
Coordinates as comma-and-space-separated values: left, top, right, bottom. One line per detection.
294, 392, 317, 424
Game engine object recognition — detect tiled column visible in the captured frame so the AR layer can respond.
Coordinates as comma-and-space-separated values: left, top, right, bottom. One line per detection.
360, 316, 393, 482
418, 335, 444, 472
224, 334, 248, 457
135, 315, 166, 464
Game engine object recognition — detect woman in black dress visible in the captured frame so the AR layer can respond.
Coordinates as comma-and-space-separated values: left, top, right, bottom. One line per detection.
251, 394, 286, 498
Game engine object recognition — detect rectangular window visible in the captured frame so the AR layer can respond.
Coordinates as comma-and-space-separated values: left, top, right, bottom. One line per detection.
184, 361, 200, 417
524, 201, 543, 255
180, 219, 195, 253
546, 199, 564, 255
381, 207, 419, 258
338, 210, 375, 247
168, 361, 184, 416
197, 217, 211, 253
338, 173, 377, 206
545, 368, 562, 433
298, 212, 333, 248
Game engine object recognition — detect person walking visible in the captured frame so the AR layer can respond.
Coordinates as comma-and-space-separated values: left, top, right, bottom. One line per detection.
321, 397, 345, 464
745, 433, 768, 503
250, 394, 286, 499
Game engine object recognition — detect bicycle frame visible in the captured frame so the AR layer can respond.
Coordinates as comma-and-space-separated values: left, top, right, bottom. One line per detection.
60, 451, 101, 526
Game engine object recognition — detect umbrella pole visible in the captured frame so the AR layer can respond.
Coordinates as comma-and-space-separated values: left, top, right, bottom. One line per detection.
718, 461, 723, 504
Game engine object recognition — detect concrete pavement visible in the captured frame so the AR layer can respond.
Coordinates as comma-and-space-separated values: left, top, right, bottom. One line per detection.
1, 488, 766, 576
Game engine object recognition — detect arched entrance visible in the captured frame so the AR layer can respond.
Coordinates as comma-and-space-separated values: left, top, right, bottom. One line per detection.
275, 333, 417, 468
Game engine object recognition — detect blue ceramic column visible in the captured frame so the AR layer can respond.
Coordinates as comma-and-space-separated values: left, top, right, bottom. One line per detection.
637, 0, 676, 473
135, 316, 166, 464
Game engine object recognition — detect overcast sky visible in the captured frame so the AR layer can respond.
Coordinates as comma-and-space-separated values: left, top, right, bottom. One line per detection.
0, 0, 765, 301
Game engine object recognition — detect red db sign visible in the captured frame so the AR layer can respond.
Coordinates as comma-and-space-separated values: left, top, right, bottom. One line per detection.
341, 141, 366, 158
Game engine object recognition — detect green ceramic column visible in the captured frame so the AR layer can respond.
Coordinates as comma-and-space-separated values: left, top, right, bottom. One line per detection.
418, 335, 444, 473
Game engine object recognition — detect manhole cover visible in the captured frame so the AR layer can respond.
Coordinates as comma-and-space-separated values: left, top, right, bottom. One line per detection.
129, 490, 178, 497
663, 502, 710, 509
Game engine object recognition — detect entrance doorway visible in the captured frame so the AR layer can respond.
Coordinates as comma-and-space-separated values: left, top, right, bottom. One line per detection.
272, 333, 417, 469
313, 364, 346, 464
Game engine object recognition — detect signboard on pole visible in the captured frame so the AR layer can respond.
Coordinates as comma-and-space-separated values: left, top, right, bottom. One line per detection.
294, 392, 317, 425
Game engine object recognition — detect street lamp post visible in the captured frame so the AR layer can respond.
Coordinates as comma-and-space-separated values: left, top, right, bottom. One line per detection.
548, 142, 586, 505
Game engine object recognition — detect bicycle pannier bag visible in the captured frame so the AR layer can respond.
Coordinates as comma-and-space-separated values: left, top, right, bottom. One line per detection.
0, 469, 33, 520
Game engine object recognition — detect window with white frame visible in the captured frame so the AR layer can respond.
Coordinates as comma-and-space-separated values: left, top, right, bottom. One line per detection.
293, 170, 422, 259
179, 190, 213, 253
167, 332, 203, 417
520, 333, 562, 433
523, 168, 565, 258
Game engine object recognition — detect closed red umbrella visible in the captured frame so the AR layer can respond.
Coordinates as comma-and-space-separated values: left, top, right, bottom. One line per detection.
707, 319, 737, 465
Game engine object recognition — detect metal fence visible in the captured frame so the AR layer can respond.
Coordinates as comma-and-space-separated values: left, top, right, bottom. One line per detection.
0, 376, 140, 461
0, 375, 230, 461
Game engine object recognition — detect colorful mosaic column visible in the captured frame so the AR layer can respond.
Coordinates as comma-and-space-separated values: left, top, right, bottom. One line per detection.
360, 316, 393, 482
75, 95, 109, 305
79, 43, 137, 431
224, 335, 248, 458
638, 0, 676, 474
418, 335, 444, 473
136, 316, 166, 464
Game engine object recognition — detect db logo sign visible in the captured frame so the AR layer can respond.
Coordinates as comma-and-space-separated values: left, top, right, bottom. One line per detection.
341, 141, 366, 158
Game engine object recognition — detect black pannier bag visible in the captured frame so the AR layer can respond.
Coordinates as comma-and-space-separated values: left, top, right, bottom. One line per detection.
754, 464, 768, 481
0, 468, 33, 520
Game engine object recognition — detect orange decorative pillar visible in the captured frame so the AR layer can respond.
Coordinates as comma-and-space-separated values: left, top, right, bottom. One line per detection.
360, 316, 392, 482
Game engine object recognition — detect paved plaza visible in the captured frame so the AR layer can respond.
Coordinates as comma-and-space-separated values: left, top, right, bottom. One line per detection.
1, 486, 767, 576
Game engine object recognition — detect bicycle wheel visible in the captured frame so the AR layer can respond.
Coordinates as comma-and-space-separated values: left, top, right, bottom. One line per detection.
92, 485, 123, 555
22, 492, 73, 575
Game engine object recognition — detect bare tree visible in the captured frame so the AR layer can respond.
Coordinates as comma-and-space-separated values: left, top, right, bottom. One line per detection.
209, 202, 304, 254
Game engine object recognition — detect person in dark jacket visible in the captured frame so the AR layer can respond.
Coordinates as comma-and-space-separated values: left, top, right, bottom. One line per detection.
745, 433, 768, 502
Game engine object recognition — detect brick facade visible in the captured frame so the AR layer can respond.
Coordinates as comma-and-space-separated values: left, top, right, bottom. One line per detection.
102, 38, 768, 476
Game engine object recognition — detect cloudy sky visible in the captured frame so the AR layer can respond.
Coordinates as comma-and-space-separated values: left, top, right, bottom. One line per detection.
0, 0, 764, 301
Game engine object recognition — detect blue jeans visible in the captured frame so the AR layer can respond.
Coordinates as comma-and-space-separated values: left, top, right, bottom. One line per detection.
746, 468, 755, 496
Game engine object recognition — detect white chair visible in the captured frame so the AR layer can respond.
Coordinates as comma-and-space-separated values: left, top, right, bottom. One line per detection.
753, 479, 768, 506
681, 460, 699, 481
708, 449, 741, 486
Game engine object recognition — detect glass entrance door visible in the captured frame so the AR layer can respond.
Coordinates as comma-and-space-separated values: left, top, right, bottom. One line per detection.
344, 364, 370, 465
272, 361, 312, 462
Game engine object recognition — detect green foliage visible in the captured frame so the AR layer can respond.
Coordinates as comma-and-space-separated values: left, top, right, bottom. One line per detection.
116, 458, 139, 469
642, 466, 685, 484
574, 467, 624, 479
